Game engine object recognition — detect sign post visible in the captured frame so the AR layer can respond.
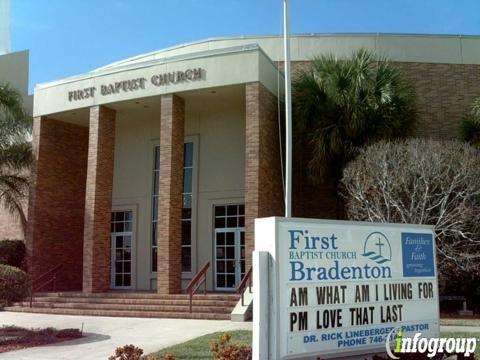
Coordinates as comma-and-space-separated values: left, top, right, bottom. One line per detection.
253, 217, 440, 359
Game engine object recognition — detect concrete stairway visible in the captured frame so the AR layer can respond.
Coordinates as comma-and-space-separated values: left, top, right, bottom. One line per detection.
5, 292, 240, 320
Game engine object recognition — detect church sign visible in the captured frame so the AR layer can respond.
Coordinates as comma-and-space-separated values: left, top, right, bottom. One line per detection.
253, 217, 439, 359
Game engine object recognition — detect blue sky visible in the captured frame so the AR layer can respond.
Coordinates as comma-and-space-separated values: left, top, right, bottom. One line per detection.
10, 0, 480, 93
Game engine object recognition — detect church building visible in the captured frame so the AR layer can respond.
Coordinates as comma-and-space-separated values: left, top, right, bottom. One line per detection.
21, 34, 480, 310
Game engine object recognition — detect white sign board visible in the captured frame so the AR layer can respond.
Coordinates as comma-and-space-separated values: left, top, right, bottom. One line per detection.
253, 217, 439, 359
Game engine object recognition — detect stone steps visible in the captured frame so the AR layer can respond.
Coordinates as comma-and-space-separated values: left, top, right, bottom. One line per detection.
13, 301, 234, 314
35, 292, 238, 300
27, 296, 238, 307
5, 292, 240, 320
4, 306, 231, 320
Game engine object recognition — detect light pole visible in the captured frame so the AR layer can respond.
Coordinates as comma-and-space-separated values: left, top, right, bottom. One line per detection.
283, 0, 293, 218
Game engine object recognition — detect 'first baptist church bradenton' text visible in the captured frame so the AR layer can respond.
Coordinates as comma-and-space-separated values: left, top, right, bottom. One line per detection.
288, 229, 391, 281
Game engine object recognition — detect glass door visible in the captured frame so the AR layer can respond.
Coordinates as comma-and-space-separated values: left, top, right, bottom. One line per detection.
214, 204, 245, 291
111, 210, 134, 289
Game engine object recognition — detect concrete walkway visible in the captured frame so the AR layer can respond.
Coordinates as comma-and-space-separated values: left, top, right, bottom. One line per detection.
0, 311, 252, 360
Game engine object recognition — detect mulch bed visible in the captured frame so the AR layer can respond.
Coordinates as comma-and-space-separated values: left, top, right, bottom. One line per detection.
0, 325, 83, 353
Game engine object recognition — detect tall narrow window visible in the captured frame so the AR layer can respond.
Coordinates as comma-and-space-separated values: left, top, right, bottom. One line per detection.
151, 142, 194, 273
182, 142, 194, 272
151, 146, 160, 272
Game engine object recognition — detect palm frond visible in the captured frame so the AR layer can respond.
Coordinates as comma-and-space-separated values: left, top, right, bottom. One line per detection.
0, 83, 32, 145
0, 83, 32, 234
0, 172, 29, 236
293, 48, 417, 183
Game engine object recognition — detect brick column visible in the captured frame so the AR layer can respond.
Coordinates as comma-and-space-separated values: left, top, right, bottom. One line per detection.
82, 106, 116, 293
157, 94, 185, 294
245, 82, 285, 271
26, 117, 88, 290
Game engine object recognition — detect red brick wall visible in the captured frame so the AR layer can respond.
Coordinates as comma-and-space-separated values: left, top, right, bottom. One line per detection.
157, 94, 185, 294
26, 117, 88, 290
245, 82, 285, 271
287, 61, 480, 139
82, 106, 116, 293
288, 61, 480, 220
395, 62, 480, 139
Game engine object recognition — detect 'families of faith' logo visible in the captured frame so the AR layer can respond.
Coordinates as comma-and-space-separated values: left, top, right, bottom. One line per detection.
362, 232, 392, 264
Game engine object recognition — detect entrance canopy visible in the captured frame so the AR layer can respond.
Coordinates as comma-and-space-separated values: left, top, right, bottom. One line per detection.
33, 44, 284, 117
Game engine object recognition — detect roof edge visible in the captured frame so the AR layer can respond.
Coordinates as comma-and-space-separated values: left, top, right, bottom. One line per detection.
95, 32, 480, 71
35, 43, 266, 90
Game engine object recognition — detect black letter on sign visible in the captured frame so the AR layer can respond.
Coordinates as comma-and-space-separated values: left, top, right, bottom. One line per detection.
299, 287, 308, 306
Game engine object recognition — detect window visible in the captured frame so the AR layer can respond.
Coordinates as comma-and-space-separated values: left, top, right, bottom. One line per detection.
182, 142, 194, 272
151, 142, 195, 273
151, 146, 160, 272
214, 204, 245, 229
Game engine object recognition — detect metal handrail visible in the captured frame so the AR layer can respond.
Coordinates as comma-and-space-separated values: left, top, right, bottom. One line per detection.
29, 264, 63, 307
236, 267, 252, 306
185, 262, 210, 313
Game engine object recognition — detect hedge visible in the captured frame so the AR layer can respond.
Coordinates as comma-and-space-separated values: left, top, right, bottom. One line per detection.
0, 264, 30, 306
0, 239, 26, 268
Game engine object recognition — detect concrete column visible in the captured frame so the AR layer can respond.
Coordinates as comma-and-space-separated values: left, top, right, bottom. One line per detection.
157, 94, 185, 294
245, 82, 284, 272
82, 106, 116, 293
26, 117, 89, 291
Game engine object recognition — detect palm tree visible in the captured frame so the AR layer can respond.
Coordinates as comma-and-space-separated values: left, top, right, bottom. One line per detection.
293, 49, 416, 177
293, 48, 416, 216
0, 83, 32, 235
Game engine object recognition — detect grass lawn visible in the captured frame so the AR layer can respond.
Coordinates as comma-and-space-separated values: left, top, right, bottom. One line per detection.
441, 332, 480, 357
441, 318, 480, 327
148, 330, 252, 360
149, 330, 480, 360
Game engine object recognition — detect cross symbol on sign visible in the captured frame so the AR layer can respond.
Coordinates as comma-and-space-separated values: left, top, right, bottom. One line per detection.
375, 237, 385, 257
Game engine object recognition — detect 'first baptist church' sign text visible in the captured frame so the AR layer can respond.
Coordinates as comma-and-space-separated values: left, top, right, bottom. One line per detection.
67, 68, 203, 102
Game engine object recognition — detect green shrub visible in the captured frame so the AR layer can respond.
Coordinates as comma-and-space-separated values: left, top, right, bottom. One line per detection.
108, 344, 144, 360
210, 332, 252, 360
56, 328, 82, 338
461, 117, 480, 146
0, 264, 30, 305
461, 97, 480, 147
0, 239, 26, 268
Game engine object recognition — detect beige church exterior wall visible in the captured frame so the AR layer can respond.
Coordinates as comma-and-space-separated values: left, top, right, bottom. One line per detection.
111, 86, 246, 290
